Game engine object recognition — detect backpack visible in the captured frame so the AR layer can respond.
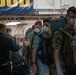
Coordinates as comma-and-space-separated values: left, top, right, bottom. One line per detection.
37, 33, 54, 65
51, 16, 67, 35
59, 28, 75, 72
11, 52, 22, 64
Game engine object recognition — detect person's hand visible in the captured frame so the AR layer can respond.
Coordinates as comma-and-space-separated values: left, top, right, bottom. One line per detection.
32, 64, 37, 73
24, 41, 30, 46
57, 70, 64, 75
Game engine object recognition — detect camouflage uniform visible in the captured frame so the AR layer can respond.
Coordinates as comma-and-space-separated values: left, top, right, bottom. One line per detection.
32, 34, 50, 75
27, 31, 35, 46
72, 30, 76, 75
73, 30, 76, 49
32, 33, 56, 75
49, 63, 56, 75
52, 26, 76, 75
25, 28, 32, 37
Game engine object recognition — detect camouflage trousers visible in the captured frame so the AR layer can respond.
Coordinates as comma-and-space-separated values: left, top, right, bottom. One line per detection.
38, 59, 50, 75
50, 64, 57, 75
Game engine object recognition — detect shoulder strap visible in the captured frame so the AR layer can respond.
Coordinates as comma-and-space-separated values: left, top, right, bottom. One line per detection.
59, 28, 72, 39
38, 33, 45, 40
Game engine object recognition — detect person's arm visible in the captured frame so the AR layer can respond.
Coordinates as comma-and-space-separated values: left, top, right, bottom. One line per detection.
31, 36, 40, 73
32, 48, 37, 73
32, 49, 37, 64
54, 48, 64, 75
10, 39, 20, 52
73, 48, 76, 65
53, 31, 64, 75
73, 36, 76, 65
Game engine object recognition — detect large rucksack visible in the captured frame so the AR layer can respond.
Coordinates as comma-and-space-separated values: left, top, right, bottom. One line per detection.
59, 28, 75, 72
11, 51, 30, 75
37, 33, 54, 65
51, 16, 67, 35
11, 52, 22, 64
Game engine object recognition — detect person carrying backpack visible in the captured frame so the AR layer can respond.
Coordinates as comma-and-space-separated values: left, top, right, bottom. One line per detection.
31, 19, 54, 75
21, 21, 42, 75
52, 6, 76, 75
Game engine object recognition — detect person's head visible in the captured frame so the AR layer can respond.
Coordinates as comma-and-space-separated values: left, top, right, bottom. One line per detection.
16, 38, 20, 44
0, 24, 7, 33
32, 25, 36, 30
43, 19, 52, 37
43, 18, 51, 32
6, 28, 11, 34
66, 6, 76, 28
43, 18, 51, 25
34, 20, 42, 33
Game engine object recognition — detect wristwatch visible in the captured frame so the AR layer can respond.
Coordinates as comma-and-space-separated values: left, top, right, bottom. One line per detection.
31, 62, 36, 64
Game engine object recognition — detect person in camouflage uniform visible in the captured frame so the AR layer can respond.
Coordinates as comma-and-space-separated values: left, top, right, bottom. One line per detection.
31, 18, 55, 75
27, 20, 42, 46
22, 20, 42, 75
52, 6, 76, 75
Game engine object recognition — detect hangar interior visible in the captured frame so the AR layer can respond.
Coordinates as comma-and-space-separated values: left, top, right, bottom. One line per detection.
0, 0, 76, 38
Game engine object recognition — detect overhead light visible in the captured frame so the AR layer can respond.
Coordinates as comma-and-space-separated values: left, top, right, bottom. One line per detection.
6, 22, 21, 26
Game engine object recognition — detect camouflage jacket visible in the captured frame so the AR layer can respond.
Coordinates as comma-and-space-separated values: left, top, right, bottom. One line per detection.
52, 26, 75, 73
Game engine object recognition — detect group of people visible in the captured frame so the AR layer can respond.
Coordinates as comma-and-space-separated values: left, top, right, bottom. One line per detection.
0, 6, 76, 75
